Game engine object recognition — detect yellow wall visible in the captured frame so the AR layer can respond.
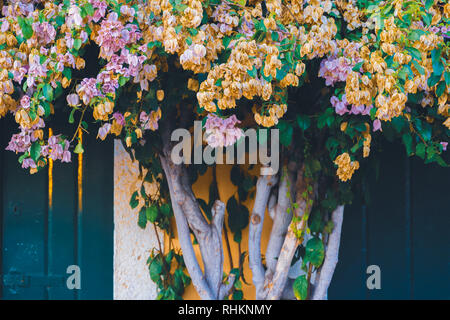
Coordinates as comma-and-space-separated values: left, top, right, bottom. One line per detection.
167, 164, 274, 300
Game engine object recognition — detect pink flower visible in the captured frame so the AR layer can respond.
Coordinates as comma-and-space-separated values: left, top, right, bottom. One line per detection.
113, 112, 125, 126
66, 94, 80, 107
95, 13, 127, 59
139, 110, 160, 131
90, 0, 107, 22
77, 78, 101, 105
331, 95, 349, 115
373, 119, 382, 132
20, 95, 31, 109
22, 158, 37, 169
203, 114, 244, 148
97, 123, 111, 140
440, 142, 448, 151
32, 21, 56, 45
349, 104, 365, 115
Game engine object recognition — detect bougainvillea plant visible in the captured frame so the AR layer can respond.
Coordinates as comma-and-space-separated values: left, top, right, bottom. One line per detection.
0, 0, 449, 300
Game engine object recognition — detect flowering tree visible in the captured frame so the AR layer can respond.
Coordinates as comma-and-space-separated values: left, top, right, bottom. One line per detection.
1, 0, 449, 300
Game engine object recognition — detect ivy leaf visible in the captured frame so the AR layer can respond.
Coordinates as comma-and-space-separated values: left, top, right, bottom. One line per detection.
146, 205, 159, 223
277, 120, 293, 147
304, 237, 325, 267
297, 115, 311, 131
160, 203, 172, 217
232, 289, 243, 300
416, 142, 426, 159
293, 275, 308, 300
149, 258, 162, 282
129, 191, 139, 209
138, 206, 147, 229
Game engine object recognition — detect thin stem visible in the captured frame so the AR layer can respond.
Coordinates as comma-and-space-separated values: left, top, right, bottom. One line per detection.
70, 106, 88, 143
306, 262, 313, 299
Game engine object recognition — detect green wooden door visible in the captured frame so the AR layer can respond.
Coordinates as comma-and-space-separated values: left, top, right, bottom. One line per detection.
329, 141, 450, 299
0, 118, 113, 300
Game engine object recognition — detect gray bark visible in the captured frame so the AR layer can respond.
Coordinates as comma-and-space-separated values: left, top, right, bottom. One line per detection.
312, 205, 345, 300
159, 122, 234, 299
248, 173, 278, 299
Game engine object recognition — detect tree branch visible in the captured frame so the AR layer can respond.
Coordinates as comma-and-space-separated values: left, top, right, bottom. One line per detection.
159, 154, 214, 300
159, 120, 227, 299
312, 205, 345, 300
266, 168, 312, 300
265, 166, 295, 273
248, 173, 277, 299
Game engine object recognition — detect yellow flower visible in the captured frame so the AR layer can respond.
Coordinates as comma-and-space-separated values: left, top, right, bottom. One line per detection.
156, 90, 164, 101
334, 152, 360, 182
187, 78, 199, 91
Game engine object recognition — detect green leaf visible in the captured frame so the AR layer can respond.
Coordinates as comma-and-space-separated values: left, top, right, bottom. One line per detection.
246, 66, 257, 78
304, 237, 325, 267
402, 134, 413, 156
412, 60, 425, 75
30, 141, 41, 162
160, 203, 172, 217
146, 205, 159, 223
416, 142, 426, 159
277, 120, 293, 147
425, 0, 434, 11
436, 81, 446, 97
73, 38, 82, 50
271, 31, 279, 42
293, 275, 308, 300
431, 49, 444, 76
444, 71, 450, 87
427, 73, 441, 88
407, 47, 422, 61
297, 115, 311, 131
17, 17, 33, 39
149, 258, 162, 282
232, 289, 243, 300
352, 61, 363, 72
43, 84, 54, 102
138, 207, 147, 229
129, 191, 139, 209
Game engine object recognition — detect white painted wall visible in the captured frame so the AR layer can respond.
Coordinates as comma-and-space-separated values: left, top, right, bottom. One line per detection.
113, 140, 161, 300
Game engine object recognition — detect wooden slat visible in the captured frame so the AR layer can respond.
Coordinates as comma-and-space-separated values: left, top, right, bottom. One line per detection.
1, 119, 47, 299
410, 157, 450, 299
77, 133, 114, 299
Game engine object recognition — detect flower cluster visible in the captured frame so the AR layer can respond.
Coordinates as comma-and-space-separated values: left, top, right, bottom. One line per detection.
334, 152, 360, 182
0, 0, 448, 182
203, 114, 244, 148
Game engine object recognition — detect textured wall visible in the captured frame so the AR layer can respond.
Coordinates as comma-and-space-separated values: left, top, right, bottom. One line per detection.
113, 140, 161, 300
